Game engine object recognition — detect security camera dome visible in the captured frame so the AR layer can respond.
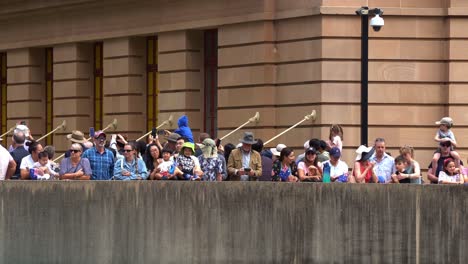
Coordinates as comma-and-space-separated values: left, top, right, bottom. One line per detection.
370, 14, 384, 31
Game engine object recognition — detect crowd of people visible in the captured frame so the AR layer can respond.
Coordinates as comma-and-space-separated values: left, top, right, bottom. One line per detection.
0, 115, 466, 185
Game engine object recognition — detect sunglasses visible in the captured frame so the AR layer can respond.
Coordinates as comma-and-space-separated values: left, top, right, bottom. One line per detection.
440, 143, 450, 147
123, 149, 133, 153
70, 149, 81, 153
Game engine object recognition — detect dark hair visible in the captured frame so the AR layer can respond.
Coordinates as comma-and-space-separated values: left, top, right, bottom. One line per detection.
304, 147, 319, 167
394, 155, 406, 165
251, 138, 264, 153
308, 138, 321, 150
224, 143, 236, 162
279, 147, 294, 162
136, 140, 147, 157
13, 132, 25, 144
443, 158, 455, 169
199, 132, 210, 143
375, 138, 386, 144
319, 140, 327, 151
161, 147, 172, 154
38, 151, 49, 159
26, 140, 42, 154
144, 143, 161, 173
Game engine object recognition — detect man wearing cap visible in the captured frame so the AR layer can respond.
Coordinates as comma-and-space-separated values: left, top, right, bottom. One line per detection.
82, 130, 115, 180
227, 132, 262, 181
0, 138, 16, 180
270, 143, 287, 162
9, 131, 29, 179
321, 147, 348, 182
369, 138, 395, 183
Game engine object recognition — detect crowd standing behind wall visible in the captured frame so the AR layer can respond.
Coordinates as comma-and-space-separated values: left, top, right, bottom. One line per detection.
1, 116, 467, 185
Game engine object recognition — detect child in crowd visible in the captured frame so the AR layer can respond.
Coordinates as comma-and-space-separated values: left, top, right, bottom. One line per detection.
176, 142, 203, 181
327, 124, 343, 152
156, 148, 181, 180
32, 151, 58, 180
438, 158, 464, 184
432, 117, 461, 171
391, 155, 408, 183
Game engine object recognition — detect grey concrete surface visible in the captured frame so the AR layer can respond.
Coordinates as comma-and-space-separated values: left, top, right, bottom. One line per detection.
0, 182, 466, 263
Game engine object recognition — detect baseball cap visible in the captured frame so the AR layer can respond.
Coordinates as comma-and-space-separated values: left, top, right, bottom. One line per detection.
94, 130, 106, 139
329, 147, 341, 158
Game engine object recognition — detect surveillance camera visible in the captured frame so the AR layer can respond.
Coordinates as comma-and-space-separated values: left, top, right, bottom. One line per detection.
370, 14, 384, 31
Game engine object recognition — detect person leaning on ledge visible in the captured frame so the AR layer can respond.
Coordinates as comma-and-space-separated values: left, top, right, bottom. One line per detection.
227, 132, 262, 181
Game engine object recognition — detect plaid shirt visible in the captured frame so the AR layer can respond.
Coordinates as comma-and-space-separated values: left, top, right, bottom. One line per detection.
82, 147, 115, 180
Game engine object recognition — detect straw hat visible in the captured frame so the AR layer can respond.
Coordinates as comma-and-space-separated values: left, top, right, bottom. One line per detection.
66, 130, 87, 143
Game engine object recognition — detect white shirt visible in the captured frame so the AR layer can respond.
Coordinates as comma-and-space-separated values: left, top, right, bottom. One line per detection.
321, 159, 349, 177
0, 145, 13, 180
20, 154, 35, 170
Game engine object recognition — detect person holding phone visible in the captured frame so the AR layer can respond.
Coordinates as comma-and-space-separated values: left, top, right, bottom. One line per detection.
227, 132, 262, 181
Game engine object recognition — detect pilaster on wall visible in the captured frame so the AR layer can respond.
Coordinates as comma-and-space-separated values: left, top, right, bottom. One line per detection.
217, 21, 276, 145
6, 48, 45, 140
103, 37, 146, 140
53, 43, 93, 154
158, 30, 203, 136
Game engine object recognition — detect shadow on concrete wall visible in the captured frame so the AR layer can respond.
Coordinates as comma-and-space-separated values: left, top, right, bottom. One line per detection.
0, 182, 466, 263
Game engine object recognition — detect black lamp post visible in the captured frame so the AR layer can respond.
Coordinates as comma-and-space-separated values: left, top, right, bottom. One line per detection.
355, 7, 384, 146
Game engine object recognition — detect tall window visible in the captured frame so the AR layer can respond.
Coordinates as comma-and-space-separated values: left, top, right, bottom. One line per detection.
0, 53, 6, 145
45, 48, 53, 145
146, 36, 159, 131
204, 29, 218, 137
94, 42, 103, 130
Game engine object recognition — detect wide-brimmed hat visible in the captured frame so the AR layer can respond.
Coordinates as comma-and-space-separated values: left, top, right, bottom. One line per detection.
435, 117, 453, 128
270, 144, 287, 157
180, 142, 195, 154
66, 130, 87, 143
355, 145, 375, 161
239, 132, 257, 145
167, 132, 181, 143
201, 138, 217, 158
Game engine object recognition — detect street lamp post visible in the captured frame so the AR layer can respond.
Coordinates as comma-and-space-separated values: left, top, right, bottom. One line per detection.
355, 7, 384, 146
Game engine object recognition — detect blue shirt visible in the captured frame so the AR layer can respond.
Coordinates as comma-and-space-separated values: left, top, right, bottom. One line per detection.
370, 153, 395, 183
82, 147, 115, 180
114, 158, 148, 180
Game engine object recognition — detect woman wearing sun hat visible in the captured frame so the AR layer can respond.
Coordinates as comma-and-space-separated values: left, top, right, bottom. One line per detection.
352, 145, 378, 183
64, 130, 89, 158
198, 138, 224, 181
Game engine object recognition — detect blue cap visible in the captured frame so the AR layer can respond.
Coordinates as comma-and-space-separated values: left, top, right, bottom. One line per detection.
329, 147, 341, 158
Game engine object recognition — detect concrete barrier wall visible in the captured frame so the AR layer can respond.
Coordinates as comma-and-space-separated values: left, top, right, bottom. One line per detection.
0, 182, 466, 263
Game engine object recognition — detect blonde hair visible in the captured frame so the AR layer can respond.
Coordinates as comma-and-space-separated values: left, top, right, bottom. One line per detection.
329, 124, 344, 141
399, 145, 414, 158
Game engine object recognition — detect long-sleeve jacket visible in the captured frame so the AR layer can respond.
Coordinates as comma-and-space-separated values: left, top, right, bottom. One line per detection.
113, 157, 148, 180
227, 148, 262, 181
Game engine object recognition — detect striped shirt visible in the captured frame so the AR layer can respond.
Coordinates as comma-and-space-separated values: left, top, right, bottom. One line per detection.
82, 147, 115, 180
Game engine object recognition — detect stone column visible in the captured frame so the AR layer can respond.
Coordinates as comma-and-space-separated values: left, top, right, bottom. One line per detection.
103, 37, 146, 140
158, 31, 204, 138
6, 48, 45, 141
53, 43, 93, 153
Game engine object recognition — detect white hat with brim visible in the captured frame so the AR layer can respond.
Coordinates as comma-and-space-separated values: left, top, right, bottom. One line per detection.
270, 143, 287, 157
355, 145, 374, 161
